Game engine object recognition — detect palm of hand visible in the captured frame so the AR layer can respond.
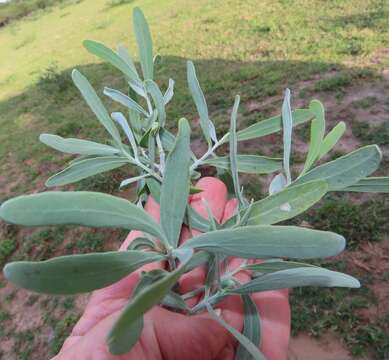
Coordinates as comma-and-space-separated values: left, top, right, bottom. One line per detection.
53, 178, 290, 360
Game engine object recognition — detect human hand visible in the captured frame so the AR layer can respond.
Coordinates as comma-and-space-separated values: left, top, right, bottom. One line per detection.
53, 177, 290, 360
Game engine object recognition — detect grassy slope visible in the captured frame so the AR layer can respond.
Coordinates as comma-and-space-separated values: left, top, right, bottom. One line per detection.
0, 0, 388, 358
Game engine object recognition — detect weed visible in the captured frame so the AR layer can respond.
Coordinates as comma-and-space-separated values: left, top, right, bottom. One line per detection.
37, 64, 73, 96
287, 197, 388, 248
353, 96, 377, 109
49, 314, 79, 355
314, 73, 352, 92
106, 0, 134, 8
290, 283, 388, 359
352, 121, 389, 147
0, 238, 17, 264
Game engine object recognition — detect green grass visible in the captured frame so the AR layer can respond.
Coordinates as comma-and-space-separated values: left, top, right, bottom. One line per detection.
287, 196, 388, 249
291, 278, 389, 359
0, 0, 79, 26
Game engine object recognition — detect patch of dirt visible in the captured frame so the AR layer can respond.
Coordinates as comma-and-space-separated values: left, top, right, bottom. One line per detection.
288, 333, 367, 360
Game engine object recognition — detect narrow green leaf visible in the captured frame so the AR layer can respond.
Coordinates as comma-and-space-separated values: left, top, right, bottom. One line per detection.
318, 121, 346, 159
83, 40, 140, 81
160, 129, 176, 151
235, 295, 261, 360
133, 7, 154, 80
117, 45, 139, 80
3, 251, 163, 295
145, 80, 166, 126
111, 112, 138, 158
247, 180, 328, 225
163, 79, 175, 105
184, 250, 210, 273
206, 304, 265, 360
340, 177, 389, 193
268, 173, 287, 195
230, 95, 244, 207
204, 155, 282, 174
294, 145, 382, 190
120, 174, 150, 189
107, 249, 193, 355
127, 237, 156, 251
246, 260, 317, 274
39, 134, 120, 156
186, 206, 212, 232
160, 118, 191, 248
72, 70, 122, 145
182, 225, 345, 259
162, 291, 190, 311
229, 267, 360, 294
46, 156, 128, 187
236, 109, 314, 142
104, 87, 148, 116
0, 191, 166, 240
187, 61, 217, 144
302, 100, 326, 173
282, 89, 293, 184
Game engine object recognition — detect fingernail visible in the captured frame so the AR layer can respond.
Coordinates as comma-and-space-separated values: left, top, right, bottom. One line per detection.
214, 308, 222, 316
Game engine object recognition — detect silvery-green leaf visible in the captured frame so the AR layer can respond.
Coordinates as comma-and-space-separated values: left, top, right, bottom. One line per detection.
164, 79, 175, 105
340, 177, 389, 193
247, 180, 328, 225
235, 295, 261, 360
162, 291, 190, 311
229, 267, 360, 294
72, 70, 122, 146
0, 191, 165, 240
145, 177, 161, 202
235, 109, 314, 142
46, 156, 129, 187
187, 61, 217, 144
111, 112, 138, 157
127, 237, 156, 251
282, 89, 293, 184
39, 134, 120, 156
184, 251, 210, 272
206, 304, 265, 360
160, 119, 191, 248
230, 95, 244, 207
159, 129, 175, 151
182, 225, 345, 259
204, 155, 282, 174
120, 174, 150, 189
107, 248, 192, 355
293, 145, 382, 190
186, 206, 212, 232
302, 100, 326, 174
133, 7, 153, 80
3, 251, 163, 295
128, 80, 147, 98
269, 173, 287, 195
145, 80, 166, 126
83, 40, 140, 82
318, 121, 346, 159
117, 45, 139, 80
104, 87, 148, 116
245, 260, 317, 274
127, 86, 143, 138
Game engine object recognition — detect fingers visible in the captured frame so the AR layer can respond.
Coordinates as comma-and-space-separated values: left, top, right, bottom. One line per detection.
188, 177, 228, 228
252, 290, 291, 360
222, 198, 238, 224
70, 197, 164, 338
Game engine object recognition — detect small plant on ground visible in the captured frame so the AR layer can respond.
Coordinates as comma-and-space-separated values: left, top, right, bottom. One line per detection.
1, 7, 388, 359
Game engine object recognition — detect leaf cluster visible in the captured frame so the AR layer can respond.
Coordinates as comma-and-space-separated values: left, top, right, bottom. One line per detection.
1, 7, 388, 359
